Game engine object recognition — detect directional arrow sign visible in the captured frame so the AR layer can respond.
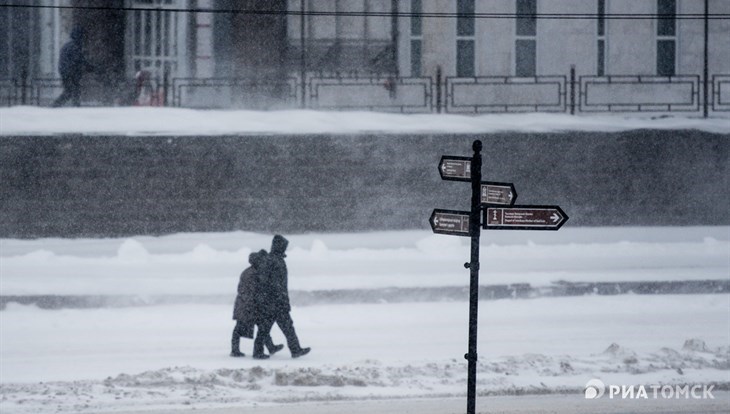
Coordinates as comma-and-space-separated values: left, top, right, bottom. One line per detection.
482, 205, 568, 231
481, 181, 517, 206
438, 156, 472, 182
430, 209, 471, 236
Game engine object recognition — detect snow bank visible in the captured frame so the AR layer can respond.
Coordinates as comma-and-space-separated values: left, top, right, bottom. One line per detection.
1, 107, 729, 136
1, 227, 727, 296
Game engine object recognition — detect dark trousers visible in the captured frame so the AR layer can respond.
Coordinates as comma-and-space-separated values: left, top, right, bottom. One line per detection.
53, 76, 81, 107
275, 312, 302, 353
232, 320, 277, 354
253, 318, 275, 357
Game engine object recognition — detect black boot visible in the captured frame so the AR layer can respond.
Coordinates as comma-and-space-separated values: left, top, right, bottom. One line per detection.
231, 330, 245, 357
291, 347, 311, 359
266, 337, 284, 355
253, 334, 270, 360
268, 344, 285, 355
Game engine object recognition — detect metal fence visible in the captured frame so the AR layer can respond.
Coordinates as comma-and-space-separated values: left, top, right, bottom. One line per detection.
579, 75, 701, 113
445, 75, 567, 113
172, 77, 299, 109
2, 71, 729, 115
713, 75, 730, 112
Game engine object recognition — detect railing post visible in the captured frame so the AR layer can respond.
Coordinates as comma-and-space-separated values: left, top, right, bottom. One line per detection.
703, 0, 709, 118
163, 68, 169, 107
300, 0, 307, 109
20, 69, 28, 106
436, 66, 442, 114
570, 65, 576, 115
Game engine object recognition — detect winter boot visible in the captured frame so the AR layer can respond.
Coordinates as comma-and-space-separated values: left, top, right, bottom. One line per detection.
231, 330, 245, 357
291, 347, 311, 359
266, 336, 284, 355
253, 335, 270, 360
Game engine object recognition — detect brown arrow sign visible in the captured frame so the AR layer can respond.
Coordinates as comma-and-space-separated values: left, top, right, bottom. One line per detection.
483, 205, 568, 230
438, 156, 472, 182
430, 209, 471, 236
481, 181, 517, 206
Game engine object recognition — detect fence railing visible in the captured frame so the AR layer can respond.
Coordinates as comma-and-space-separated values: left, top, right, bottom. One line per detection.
308, 74, 433, 113
712, 75, 730, 112
445, 75, 567, 113
2, 72, 729, 116
172, 77, 299, 109
579, 75, 700, 113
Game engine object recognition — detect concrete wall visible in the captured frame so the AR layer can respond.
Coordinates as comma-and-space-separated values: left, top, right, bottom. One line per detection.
1, 131, 727, 238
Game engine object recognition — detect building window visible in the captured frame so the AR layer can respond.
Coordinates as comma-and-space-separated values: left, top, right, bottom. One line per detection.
515, 39, 536, 77
411, 0, 422, 37
597, 0, 606, 76
516, 0, 537, 36
410, 0, 422, 76
657, 40, 676, 76
457, 40, 475, 77
515, 0, 536, 77
411, 39, 422, 77
457, 0, 475, 36
456, 0, 475, 77
656, 0, 676, 76
657, 0, 676, 36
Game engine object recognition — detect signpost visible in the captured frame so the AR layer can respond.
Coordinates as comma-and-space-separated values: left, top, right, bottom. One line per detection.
484, 205, 568, 230
480, 181, 517, 206
429, 209, 471, 236
438, 156, 472, 181
431, 140, 568, 414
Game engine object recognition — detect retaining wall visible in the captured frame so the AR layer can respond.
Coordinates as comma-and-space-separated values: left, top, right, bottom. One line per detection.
1, 130, 727, 238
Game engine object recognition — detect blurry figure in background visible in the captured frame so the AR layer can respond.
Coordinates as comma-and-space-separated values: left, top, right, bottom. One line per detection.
133, 69, 164, 106
231, 249, 284, 358
265, 235, 311, 358
53, 26, 94, 107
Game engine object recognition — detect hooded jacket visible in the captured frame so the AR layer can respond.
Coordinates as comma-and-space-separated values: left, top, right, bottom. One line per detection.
58, 27, 90, 79
267, 235, 291, 314
232, 250, 271, 323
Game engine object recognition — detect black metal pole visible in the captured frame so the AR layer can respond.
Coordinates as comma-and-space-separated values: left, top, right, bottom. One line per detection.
300, 0, 306, 108
466, 139, 482, 414
570, 65, 576, 115
703, 0, 709, 118
436, 66, 442, 113
391, 0, 399, 77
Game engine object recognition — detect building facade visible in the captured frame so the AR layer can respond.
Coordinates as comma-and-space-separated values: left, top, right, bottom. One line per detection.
1, 0, 728, 113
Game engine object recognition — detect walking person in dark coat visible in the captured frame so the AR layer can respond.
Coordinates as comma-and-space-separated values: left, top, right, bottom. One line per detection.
231, 249, 284, 358
52, 26, 94, 107
266, 235, 311, 358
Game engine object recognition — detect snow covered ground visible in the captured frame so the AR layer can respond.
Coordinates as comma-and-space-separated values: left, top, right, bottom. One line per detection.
1, 107, 729, 136
1, 227, 729, 413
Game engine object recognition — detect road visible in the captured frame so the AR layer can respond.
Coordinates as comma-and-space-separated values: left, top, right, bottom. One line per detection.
112, 392, 730, 414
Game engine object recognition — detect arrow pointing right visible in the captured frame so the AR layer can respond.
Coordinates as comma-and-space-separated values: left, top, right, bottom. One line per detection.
483, 205, 568, 231
480, 181, 517, 206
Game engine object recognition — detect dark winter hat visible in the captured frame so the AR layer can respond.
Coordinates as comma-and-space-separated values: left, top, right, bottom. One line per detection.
70, 26, 85, 41
271, 235, 289, 256
249, 249, 267, 268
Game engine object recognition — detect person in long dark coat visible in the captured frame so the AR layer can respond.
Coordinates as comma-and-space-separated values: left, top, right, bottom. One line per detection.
266, 235, 311, 358
52, 26, 93, 107
231, 250, 283, 358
